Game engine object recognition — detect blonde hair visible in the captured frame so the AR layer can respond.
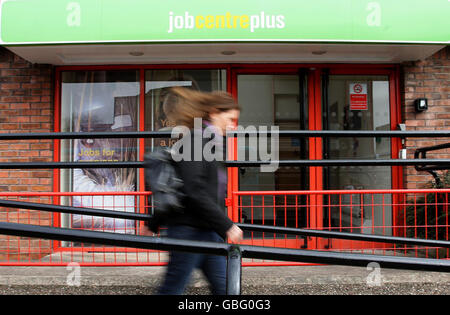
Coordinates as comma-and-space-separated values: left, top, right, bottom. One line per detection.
163, 87, 240, 128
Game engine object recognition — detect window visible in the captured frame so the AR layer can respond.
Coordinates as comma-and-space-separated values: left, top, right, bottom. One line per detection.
144, 69, 226, 150
60, 70, 140, 235
59, 68, 226, 237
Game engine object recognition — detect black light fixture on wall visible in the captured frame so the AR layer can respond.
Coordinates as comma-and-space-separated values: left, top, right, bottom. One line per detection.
414, 98, 428, 112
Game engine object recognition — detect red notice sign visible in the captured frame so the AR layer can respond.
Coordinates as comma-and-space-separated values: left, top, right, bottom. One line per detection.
349, 83, 368, 110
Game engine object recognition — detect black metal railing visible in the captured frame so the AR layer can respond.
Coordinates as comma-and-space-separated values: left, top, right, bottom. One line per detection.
414, 142, 450, 186
3, 220, 450, 295
0, 129, 449, 295
0, 130, 448, 169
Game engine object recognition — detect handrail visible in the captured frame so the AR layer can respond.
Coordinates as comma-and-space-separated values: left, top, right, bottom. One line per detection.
2, 221, 450, 274
0, 191, 151, 197
0, 130, 446, 170
233, 188, 450, 195
0, 131, 172, 140
0, 188, 447, 197
0, 199, 150, 221
235, 223, 450, 249
224, 159, 450, 167
0, 130, 449, 140
228, 130, 450, 138
0, 159, 449, 169
414, 142, 450, 186
0, 188, 448, 196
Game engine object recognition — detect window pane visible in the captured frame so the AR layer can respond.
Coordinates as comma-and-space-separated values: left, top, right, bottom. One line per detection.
144, 69, 226, 150
237, 74, 309, 230
60, 70, 139, 236
323, 75, 391, 235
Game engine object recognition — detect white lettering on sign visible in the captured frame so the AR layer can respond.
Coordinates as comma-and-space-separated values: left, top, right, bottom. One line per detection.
366, 2, 381, 27
67, 2, 81, 27
168, 11, 285, 34
349, 83, 368, 110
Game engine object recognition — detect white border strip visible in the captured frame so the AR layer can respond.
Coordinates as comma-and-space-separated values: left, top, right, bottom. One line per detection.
1, 38, 450, 46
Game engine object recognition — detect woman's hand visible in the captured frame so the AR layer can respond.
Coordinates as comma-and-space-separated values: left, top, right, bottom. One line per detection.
226, 224, 243, 244
140, 225, 155, 237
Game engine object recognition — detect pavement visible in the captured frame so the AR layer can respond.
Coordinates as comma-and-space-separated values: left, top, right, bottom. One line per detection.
1, 264, 450, 295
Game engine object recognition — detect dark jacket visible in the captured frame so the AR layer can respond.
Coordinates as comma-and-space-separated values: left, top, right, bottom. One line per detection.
148, 128, 233, 239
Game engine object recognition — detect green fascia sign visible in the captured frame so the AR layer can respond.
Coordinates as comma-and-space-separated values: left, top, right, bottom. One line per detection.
1, 0, 449, 45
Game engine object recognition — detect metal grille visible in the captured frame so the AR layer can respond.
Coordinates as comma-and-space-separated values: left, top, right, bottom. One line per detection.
235, 189, 450, 264
0, 191, 168, 266
1, 189, 449, 266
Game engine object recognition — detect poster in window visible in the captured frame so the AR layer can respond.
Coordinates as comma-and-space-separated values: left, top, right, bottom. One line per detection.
71, 85, 138, 234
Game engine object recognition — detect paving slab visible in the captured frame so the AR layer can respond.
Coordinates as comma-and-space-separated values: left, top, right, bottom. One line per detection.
0, 265, 449, 295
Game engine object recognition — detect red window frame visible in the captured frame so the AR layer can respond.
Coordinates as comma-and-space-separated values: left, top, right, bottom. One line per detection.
53, 63, 402, 252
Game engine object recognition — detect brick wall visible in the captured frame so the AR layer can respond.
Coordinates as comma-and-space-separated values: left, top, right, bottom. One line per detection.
402, 46, 450, 189
0, 47, 54, 192
0, 47, 54, 261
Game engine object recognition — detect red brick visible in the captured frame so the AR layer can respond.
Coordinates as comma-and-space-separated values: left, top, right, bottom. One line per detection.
31, 171, 52, 178
9, 185, 30, 192
29, 115, 50, 123
22, 83, 41, 89
31, 185, 50, 192
39, 151, 53, 157
0, 123, 20, 130
19, 178, 39, 185
30, 143, 51, 150
9, 103, 30, 109
20, 123, 41, 129
0, 178, 19, 185
1, 83, 21, 90
1, 69, 20, 76
0, 151, 18, 157
20, 151, 40, 157
9, 116, 30, 123
22, 96, 41, 103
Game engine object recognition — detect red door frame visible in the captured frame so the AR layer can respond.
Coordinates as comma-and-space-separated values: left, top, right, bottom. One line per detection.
53, 63, 402, 252
53, 64, 230, 251
316, 66, 403, 249
229, 64, 402, 250
230, 66, 310, 249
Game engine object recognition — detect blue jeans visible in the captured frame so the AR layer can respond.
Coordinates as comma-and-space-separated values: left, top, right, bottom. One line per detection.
158, 225, 227, 295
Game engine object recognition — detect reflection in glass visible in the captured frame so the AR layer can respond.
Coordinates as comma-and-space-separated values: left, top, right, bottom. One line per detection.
237, 74, 308, 231
323, 75, 392, 235
60, 70, 139, 236
144, 69, 226, 151
143, 69, 227, 224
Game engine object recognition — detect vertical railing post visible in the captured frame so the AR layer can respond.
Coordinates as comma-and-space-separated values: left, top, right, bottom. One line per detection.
226, 245, 242, 295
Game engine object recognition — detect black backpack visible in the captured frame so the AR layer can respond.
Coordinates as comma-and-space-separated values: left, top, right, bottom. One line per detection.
144, 146, 185, 219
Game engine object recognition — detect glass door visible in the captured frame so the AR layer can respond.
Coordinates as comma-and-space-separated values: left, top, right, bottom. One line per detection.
230, 67, 400, 251
235, 72, 309, 240
322, 74, 393, 237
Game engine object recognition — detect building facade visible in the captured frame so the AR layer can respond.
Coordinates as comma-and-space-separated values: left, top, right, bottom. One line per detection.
0, 0, 449, 264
